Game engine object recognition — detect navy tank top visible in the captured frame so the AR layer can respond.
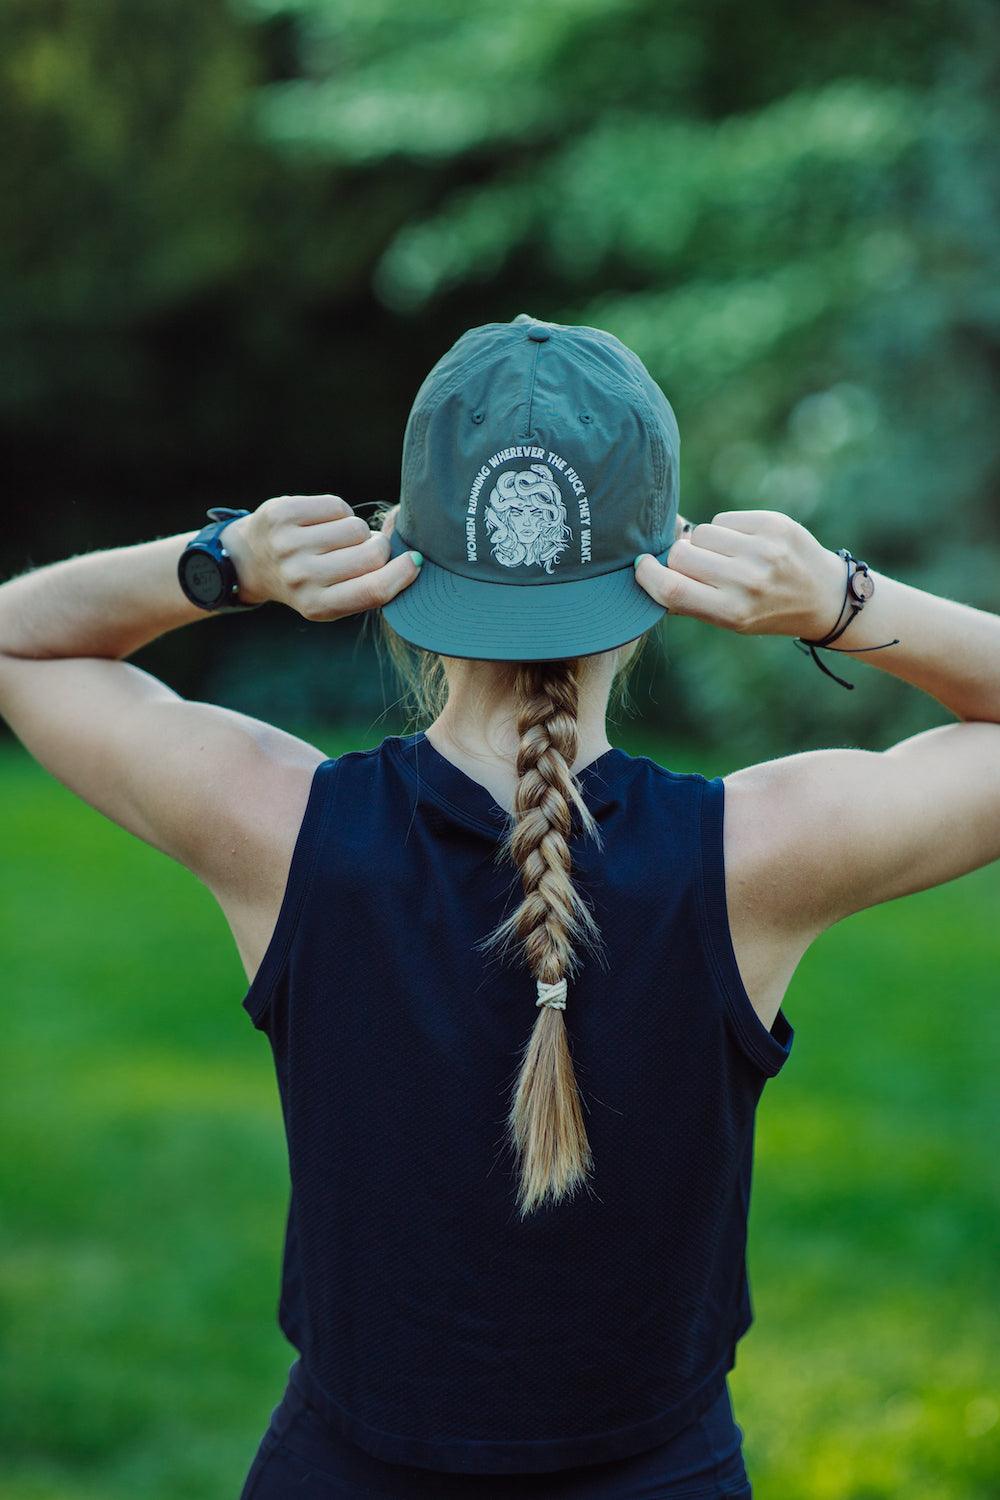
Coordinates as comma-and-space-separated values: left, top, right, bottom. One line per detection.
241, 731, 794, 1477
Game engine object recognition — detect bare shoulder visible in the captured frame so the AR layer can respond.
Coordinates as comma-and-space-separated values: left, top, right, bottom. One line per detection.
722, 722, 1000, 944
200, 718, 329, 982
199, 716, 327, 890
713, 723, 1000, 1033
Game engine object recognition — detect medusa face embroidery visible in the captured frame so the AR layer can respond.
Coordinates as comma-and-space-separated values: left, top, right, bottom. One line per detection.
484, 464, 571, 574
465, 446, 592, 567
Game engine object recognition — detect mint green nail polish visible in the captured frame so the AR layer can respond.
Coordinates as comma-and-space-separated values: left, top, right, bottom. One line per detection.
633, 553, 646, 568
409, 550, 424, 567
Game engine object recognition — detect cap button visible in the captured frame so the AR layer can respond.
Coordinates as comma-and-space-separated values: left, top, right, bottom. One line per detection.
526, 326, 551, 342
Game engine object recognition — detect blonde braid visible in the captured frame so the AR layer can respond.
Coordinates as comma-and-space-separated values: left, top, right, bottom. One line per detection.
477, 660, 607, 1219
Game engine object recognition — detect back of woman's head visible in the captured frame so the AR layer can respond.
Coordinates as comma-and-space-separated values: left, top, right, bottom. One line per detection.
373, 609, 648, 1218
371, 313, 677, 1214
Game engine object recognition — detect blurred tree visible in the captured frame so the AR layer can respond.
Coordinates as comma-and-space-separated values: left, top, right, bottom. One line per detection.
1, 0, 258, 448
0, 0, 440, 575
3, 0, 997, 752
238, 0, 1000, 750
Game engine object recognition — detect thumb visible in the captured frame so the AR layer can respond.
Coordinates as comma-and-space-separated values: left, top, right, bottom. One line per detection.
633, 552, 685, 614
378, 545, 424, 603
634, 551, 731, 628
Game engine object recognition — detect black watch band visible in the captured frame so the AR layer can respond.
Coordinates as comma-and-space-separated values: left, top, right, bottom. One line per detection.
177, 507, 262, 613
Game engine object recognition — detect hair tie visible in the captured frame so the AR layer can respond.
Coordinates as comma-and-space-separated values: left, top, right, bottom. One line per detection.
536, 978, 567, 1010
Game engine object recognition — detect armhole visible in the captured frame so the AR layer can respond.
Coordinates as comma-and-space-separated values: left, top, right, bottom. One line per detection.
242, 757, 337, 1030
697, 775, 795, 1077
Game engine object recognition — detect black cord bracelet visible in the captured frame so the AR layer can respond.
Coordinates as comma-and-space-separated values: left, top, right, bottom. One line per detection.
793, 548, 900, 690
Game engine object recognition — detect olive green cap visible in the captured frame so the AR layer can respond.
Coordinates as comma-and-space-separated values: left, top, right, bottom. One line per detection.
382, 313, 679, 661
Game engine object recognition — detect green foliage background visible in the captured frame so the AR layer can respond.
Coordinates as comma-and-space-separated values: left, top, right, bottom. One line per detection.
2, 0, 998, 751
3, 3, 1000, 1496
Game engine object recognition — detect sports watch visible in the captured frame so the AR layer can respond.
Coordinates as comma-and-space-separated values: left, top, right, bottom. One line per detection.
177, 508, 262, 612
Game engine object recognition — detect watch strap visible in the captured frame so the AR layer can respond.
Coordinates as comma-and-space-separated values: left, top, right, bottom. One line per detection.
178, 507, 262, 612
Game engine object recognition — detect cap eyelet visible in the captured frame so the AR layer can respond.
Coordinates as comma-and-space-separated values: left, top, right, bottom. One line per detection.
579, 411, 593, 424
471, 410, 485, 425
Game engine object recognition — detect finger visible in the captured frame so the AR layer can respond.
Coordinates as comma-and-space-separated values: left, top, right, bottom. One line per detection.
634, 554, 730, 622
664, 536, 738, 589
306, 531, 390, 583
274, 494, 355, 526
292, 515, 373, 553
683, 521, 760, 558
309, 550, 421, 619
709, 509, 788, 535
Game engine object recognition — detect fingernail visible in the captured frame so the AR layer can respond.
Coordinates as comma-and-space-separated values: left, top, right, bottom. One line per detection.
633, 553, 647, 569
409, 550, 424, 567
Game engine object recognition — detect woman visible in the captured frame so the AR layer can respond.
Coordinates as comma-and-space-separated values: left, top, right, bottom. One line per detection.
1, 314, 997, 1498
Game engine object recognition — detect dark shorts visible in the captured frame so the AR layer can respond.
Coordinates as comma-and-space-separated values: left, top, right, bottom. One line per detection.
239, 1363, 752, 1500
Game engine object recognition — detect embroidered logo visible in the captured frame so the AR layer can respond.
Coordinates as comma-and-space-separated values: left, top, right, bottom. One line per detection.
466, 446, 591, 569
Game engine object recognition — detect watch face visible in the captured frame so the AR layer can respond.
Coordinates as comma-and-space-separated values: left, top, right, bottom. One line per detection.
182, 550, 224, 606
849, 569, 874, 602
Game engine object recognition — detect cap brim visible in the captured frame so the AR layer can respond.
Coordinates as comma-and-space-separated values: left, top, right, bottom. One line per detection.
381, 526, 670, 662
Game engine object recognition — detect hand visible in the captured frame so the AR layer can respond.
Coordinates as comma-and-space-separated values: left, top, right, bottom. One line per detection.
635, 509, 848, 639
222, 496, 420, 621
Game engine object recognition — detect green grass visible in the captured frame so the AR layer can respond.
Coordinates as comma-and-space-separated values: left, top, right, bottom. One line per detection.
1, 730, 998, 1499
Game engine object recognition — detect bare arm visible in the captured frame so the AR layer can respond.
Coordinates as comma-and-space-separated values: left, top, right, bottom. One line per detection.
723, 725, 1000, 941
0, 498, 418, 973
789, 565, 1000, 725
637, 511, 1000, 938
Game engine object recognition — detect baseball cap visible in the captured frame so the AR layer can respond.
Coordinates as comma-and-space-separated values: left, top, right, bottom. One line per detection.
381, 312, 680, 661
